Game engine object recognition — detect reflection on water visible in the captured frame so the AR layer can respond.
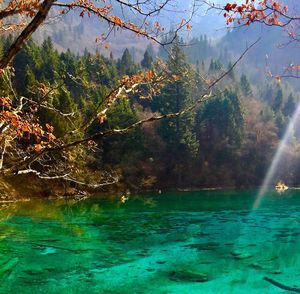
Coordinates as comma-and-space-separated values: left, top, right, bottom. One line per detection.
0, 190, 300, 293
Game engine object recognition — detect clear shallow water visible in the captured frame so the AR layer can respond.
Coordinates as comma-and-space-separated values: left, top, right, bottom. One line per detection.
1, 190, 300, 293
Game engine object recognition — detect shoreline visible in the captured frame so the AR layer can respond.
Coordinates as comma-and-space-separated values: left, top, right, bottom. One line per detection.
1, 185, 299, 203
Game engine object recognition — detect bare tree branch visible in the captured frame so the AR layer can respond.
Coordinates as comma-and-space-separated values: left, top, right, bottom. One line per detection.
2, 37, 259, 177
0, 0, 55, 70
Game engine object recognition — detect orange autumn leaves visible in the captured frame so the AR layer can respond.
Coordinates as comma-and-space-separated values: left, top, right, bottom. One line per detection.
0, 0, 42, 33
1, 0, 41, 18
223, 0, 288, 26
0, 96, 56, 153
223, 0, 300, 77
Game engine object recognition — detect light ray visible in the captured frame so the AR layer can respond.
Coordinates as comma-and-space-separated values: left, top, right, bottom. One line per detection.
253, 102, 300, 209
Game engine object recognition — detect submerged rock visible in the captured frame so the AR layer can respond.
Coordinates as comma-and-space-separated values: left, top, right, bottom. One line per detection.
22, 268, 44, 276
184, 242, 219, 251
119, 256, 135, 263
249, 262, 264, 270
156, 261, 166, 264
249, 262, 278, 271
269, 270, 282, 274
169, 270, 209, 283
40, 247, 57, 255
231, 250, 252, 260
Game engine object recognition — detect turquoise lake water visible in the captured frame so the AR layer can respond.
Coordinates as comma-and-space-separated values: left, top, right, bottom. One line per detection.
0, 189, 300, 293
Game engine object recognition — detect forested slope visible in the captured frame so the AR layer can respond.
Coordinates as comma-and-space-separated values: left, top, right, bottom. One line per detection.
1, 34, 300, 197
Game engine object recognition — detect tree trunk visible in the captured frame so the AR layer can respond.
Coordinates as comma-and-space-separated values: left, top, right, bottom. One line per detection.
0, 0, 55, 70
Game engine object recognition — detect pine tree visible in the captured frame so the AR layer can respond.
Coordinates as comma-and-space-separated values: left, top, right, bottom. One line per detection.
24, 66, 37, 96
141, 49, 153, 69
209, 59, 222, 72
283, 93, 296, 117
117, 48, 136, 75
272, 88, 283, 112
146, 43, 155, 58
154, 43, 199, 158
240, 74, 252, 96
198, 90, 244, 147
40, 37, 60, 82
102, 98, 143, 164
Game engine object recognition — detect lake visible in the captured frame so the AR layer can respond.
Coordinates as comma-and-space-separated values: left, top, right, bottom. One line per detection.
0, 189, 300, 293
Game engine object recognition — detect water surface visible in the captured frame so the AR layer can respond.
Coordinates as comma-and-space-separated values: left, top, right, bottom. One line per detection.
0, 190, 300, 293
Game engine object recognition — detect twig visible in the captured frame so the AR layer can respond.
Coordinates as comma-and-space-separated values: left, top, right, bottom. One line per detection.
264, 277, 300, 293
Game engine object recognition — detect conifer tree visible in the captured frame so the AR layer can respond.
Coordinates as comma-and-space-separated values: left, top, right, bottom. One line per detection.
153, 42, 199, 184
141, 49, 153, 69
283, 93, 296, 117
117, 48, 136, 75
240, 74, 252, 96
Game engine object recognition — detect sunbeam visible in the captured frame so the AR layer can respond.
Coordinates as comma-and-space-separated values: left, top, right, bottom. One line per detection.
253, 101, 300, 209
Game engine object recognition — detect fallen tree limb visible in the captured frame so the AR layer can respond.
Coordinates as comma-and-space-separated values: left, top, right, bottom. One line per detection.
264, 277, 300, 293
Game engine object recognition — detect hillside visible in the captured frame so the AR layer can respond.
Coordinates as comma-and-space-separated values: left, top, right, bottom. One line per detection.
34, 1, 228, 59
